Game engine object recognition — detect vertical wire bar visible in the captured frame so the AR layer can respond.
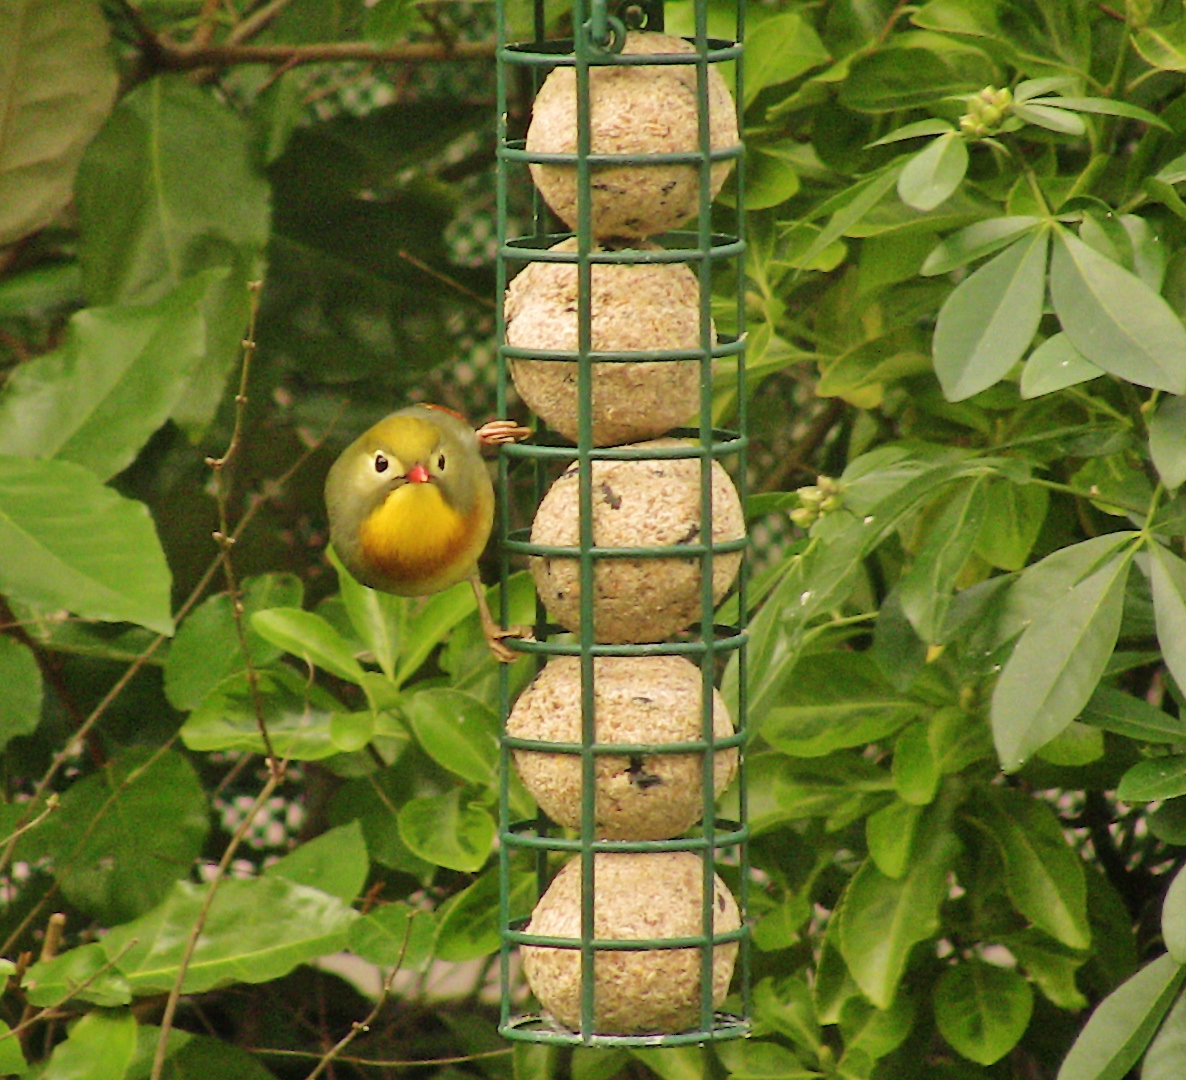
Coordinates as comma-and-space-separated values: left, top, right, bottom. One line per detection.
574, 0, 598, 1044
692, 0, 718, 1034
732, 0, 751, 1022
495, 0, 513, 1030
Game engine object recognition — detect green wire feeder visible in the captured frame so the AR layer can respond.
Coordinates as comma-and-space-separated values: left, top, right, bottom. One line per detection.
494, 0, 750, 1048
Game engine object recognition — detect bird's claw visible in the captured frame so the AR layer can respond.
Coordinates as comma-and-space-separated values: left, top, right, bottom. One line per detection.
476, 419, 532, 447
484, 624, 534, 664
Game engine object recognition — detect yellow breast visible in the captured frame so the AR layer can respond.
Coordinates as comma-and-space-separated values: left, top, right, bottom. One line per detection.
358, 483, 487, 595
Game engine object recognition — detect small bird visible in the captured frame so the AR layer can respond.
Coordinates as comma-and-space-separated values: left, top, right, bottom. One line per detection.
325, 404, 531, 662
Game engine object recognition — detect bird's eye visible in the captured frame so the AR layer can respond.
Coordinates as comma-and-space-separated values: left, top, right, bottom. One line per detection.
374, 453, 389, 474
437, 453, 446, 470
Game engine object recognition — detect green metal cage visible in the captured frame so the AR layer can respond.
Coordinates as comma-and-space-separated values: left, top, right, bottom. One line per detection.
494, 0, 749, 1048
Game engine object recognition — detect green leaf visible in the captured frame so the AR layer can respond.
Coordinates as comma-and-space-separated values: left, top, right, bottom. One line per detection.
761, 652, 922, 757
23, 942, 132, 1008
348, 901, 436, 969
897, 477, 988, 639
40, 1009, 136, 1080
753, 975, 821, 1054
967, 788, 1090, 950
126, 1027, 277, 1080
995, 533, 1138, 648
1012, 103, 1087, 135
736, 146, 801, 211
1013, 77, 1079, 103
164, 572, 304, 711
1057, 953, 1186, 1080
973, 478, 1048, 571
102, 876, 357, 995
866, 798, 923, 879
991, 549, 1131, 771
1082, 686, 1186, 743
1029, 96, 1168, 129
933, 961, 1033, 1066
1144, 985, 1186, 1080
398, 789, 494, 873
1020, 333, 1105, 399
265, 821, 368, 903
840, 32, 996, 113
1007, 931, 1088, 1010
630, 1047, 714, 1080
838, 802, 958, 1008
0, 1020, 22, 1076
921, 216, 1040, 276
1150, 543, 1186, 697
1164, 865, 1186, 963
393, 578, 478, 687
329, 546, 404, 680
869, 119, 956, 147
1135, 19, 1186, 72
743, 11, 830, 108
75, 74, 269, 431
892, 724, 940, 806
1150, 396, 1186, 489
0, 272, 222, 480
815, 329, 930, 400
180, 667, 343, 760
327, 766, 428, 877
330, 710, 377, 752
435, 867, 536, 961
76, 76, 269, 306
796, 167, 903, 271
0, 0, 117, 246
1117, 756, 1186, 802
714, 1039, 820, 1078
1036, 722, 1104, 766
1050, 226, 1186, 393
406, 688, 499, 786
933, 229, 1049, 401
22, 748, 208, 925
0, 634, 41, 752
898, 134, 969, 212
839, 992, 916, 1061
250, 607, 365, 684
0, 455, 173, 634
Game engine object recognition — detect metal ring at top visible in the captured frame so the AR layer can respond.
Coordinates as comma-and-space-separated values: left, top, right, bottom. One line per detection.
584, 7, 627, 52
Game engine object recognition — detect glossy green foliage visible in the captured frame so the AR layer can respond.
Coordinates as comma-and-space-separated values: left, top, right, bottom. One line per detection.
6, 0, 1186, 1076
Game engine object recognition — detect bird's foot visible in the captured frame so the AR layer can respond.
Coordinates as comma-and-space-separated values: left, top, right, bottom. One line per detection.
483, 623, 534, 664
476, 419, 532, 447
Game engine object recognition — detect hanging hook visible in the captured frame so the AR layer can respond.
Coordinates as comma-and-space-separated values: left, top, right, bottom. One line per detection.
584, 0, 627, 53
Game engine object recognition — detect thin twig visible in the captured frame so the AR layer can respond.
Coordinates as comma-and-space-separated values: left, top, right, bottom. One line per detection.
0, 796, 58, 852
154, 39, 494, 71
396, 250, 496, 310
189, 0, 224, 48
149, 767, 286, 1080
206, 281, 279, 770
225, 0, 297, 45
756, 397, 847, 494
303, 911, 413, 1080
253, 1047, 515, 1068
17, 913, 67, 1036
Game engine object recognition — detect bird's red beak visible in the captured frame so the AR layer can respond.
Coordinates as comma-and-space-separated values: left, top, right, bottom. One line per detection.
405, 463, 430, 484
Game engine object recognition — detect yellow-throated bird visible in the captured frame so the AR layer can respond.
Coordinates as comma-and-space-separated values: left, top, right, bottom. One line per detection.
325, 404, 530, 662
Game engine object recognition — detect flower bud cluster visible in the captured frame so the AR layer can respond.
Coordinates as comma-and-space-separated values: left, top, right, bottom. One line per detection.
790, 475, 842, 529
959, 86, 1012, 139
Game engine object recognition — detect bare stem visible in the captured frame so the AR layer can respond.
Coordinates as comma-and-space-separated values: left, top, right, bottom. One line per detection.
303, 912, 415, 1080
156, 38, 494, 70
149, 766, 285, 1080
206, 281, 279, 771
